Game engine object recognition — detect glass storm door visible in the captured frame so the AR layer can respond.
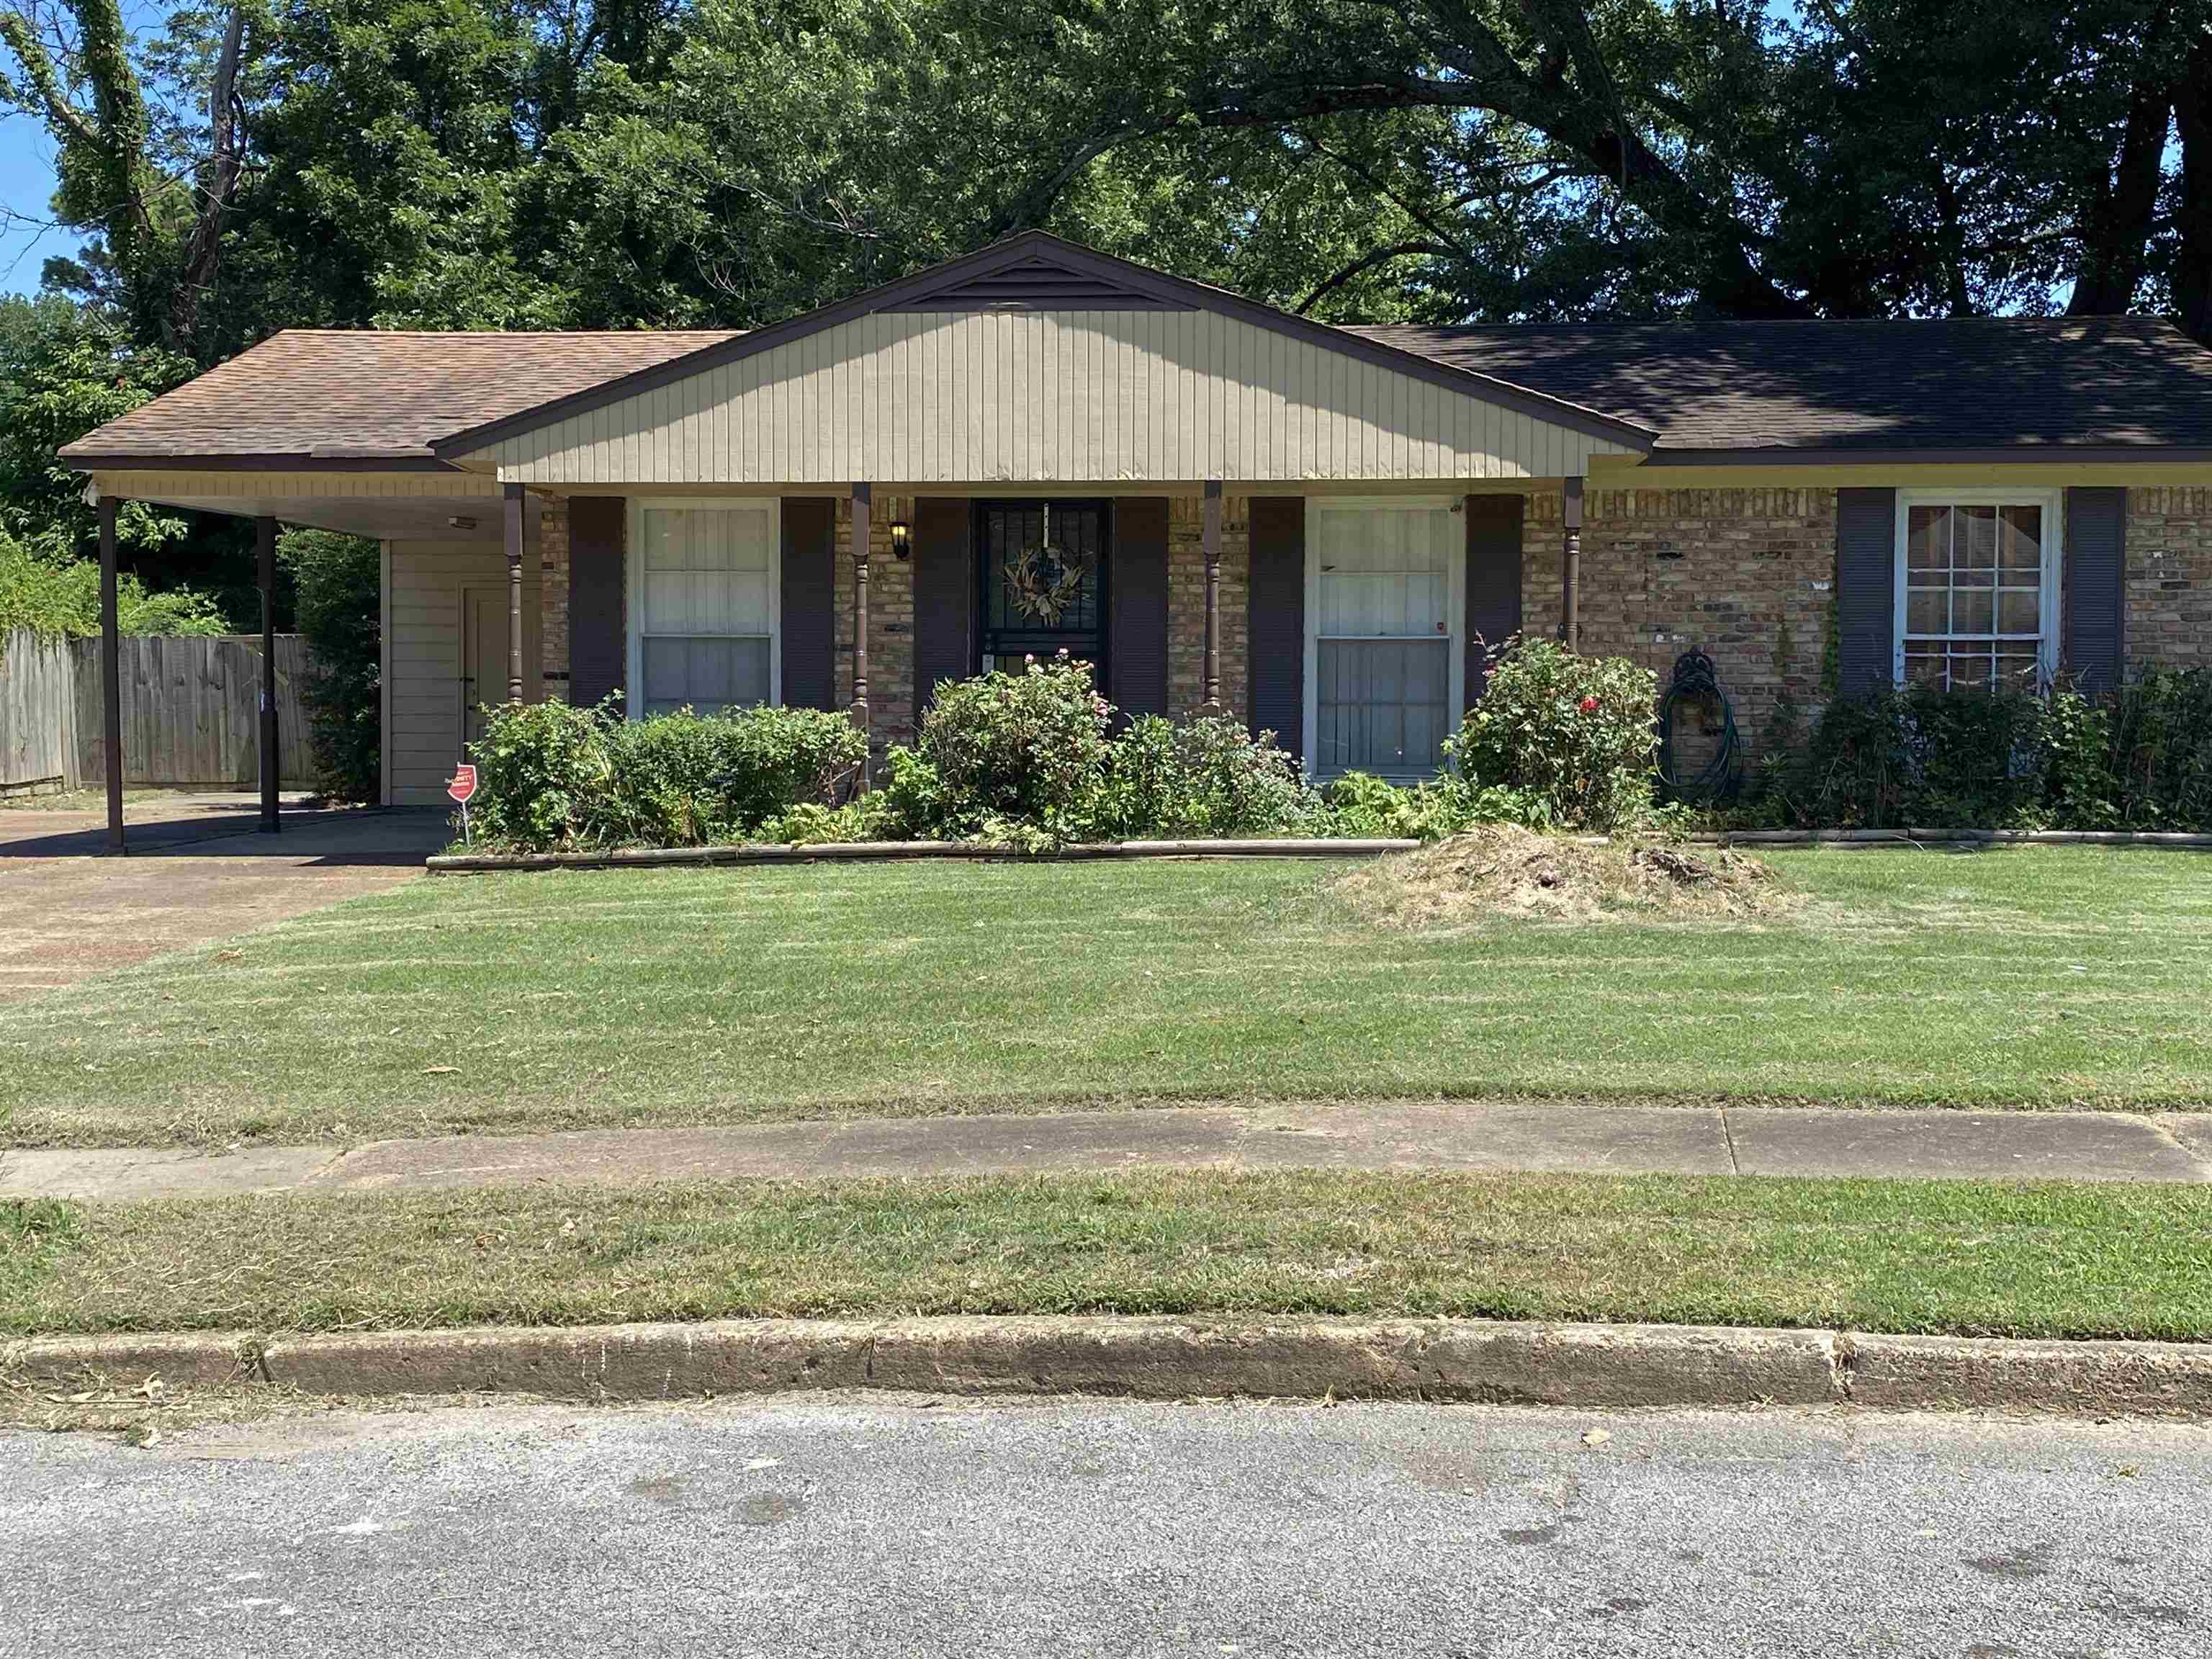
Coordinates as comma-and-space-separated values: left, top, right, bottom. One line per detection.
976, 500, 1110, 691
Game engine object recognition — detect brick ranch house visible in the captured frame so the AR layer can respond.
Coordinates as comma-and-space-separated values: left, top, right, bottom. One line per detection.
61, 232, 2212, 811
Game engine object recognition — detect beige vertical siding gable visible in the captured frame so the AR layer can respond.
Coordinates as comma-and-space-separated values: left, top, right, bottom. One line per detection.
475, 310, 1633, 486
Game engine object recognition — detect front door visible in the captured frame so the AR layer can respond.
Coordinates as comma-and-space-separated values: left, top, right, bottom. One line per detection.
461, 585, 508, 749
976, 500, 1110, 693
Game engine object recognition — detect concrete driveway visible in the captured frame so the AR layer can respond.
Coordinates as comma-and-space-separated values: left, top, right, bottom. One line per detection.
0, 794, 449, 1002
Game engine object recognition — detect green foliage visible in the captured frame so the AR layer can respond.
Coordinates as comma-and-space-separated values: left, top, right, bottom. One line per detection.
1089, 714, 1315, 840
465, 697, 613, 850
465, 698, 866, 852
1753, 670, 2212, 831
757, 797, 896, 845
2105, 666, 2212, 829
909, 655, 1113, 840
1448, 639, 1660, 832
0, 527, 227, 641
279, 530, 380, 801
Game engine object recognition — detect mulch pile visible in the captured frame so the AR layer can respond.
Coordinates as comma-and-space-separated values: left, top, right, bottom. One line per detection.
1334, 824, 1794, 927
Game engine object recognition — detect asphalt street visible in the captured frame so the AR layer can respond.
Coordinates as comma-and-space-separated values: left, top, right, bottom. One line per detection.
2, 1396, 2206, 1656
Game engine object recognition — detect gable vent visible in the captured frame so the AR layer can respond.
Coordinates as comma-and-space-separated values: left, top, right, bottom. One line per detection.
884, 254, 1193, 313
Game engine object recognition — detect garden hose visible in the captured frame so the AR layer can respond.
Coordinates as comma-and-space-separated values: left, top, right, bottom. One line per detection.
1658, 649, 1743, 802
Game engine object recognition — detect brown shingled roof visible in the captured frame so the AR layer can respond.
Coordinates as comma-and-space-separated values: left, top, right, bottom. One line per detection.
63, 295, 2212, 470
1346, 315, 2212, 457
60, 328, 741, 465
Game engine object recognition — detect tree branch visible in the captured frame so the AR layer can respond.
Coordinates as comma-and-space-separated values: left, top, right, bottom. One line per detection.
1292, 238, 1457, 313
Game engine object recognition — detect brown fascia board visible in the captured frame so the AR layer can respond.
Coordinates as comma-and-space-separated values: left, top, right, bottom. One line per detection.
62, 450, 461, 473
428, 230, 1660, 461
1643, 445, 2212, 466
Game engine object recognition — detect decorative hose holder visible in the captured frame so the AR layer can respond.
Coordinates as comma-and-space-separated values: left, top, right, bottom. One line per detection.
1658, 649, 1743, 802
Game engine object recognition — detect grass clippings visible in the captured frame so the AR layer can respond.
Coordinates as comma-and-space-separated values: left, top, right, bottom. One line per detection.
1336, 826, 1794, 928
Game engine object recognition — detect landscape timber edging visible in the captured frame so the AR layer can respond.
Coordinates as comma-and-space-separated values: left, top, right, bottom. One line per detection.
425, 837, 1421, 872
423, 827, 2212, 871
10, 1316, 2212, 1418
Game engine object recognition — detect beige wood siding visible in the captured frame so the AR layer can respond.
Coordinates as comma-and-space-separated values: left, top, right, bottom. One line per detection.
475, 310, 1635, 487
385, 539, 540, 806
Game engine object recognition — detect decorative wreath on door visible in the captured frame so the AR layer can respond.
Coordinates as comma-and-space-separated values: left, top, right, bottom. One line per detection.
1003, 539, 1092, 624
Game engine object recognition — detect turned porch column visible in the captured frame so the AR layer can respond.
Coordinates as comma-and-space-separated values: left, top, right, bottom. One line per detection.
851, 481, 872, 788
1202, 479, 1223, 709
503, 482, 526, 701
1559, 475, 1584, 652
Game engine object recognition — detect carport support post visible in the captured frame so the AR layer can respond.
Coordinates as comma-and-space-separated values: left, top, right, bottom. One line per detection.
1560, 475, 1584, 652
99, 494, 124, 855
503, 482, 525, 702
1202, 479, 1223, 709
851, 481, 872, 789
256, 515, 279, 832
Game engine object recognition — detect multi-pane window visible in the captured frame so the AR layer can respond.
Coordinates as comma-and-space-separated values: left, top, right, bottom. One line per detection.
1900, 501, 2050, 689
637, 504, 775, 716
1310, 501, 1459, 779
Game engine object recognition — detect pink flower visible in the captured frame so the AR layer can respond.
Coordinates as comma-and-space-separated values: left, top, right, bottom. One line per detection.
1578, 696, 1599, 714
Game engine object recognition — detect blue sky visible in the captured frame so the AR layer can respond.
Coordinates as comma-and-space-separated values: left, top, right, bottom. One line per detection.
0, 102, 74, 295
0, 1, 171, 295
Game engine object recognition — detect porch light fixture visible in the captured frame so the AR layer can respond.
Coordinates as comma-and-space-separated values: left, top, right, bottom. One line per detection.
889, 518, 911, 559
447, 515, 478, 531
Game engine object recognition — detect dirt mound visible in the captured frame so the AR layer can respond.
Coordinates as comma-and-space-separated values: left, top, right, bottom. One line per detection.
1335, 824, 1794, 927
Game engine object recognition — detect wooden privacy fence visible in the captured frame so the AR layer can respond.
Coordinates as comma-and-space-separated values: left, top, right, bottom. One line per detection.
0, 629, 316, 794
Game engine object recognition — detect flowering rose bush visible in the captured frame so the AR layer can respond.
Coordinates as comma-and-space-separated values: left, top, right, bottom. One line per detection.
1447, 638, 1659, 832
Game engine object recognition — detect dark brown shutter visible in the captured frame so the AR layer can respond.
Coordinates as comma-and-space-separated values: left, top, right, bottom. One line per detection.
567, 496, 626, 713
1835, 487, 1897, 700
1465, 494, 1524, 701
911, 496, 973, 719
779, 498, 837, 711
1247, 495, 1305, 760
1110, 498, 1171, 719
2063, 487, 2127, 698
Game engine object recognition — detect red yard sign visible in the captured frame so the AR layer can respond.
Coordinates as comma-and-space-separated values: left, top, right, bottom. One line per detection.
447, 764, 477, 804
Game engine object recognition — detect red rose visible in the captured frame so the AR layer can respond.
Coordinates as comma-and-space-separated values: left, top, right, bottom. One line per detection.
1578, 696, 1599, 714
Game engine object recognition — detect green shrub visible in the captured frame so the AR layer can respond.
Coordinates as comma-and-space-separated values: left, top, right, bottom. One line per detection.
1447, 639, 1659, 832
465, 697, 612, 850
2107, 665, 2212, 828
1091, 713, 1314, 838
757, 797, 895, 845
596, 704, 863, 845
1320, 772, 1464, 839
1753, 669, 2212, 832
465, 700, 864, 851
911, 654, 1112, 839
279, 530, 381, 801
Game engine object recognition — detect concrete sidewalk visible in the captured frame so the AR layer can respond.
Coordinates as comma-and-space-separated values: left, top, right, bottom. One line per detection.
5, 1099, 2210, 1202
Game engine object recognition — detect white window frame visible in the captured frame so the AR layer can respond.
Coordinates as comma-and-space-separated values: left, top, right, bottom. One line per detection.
626, 495, 783, 717
1302, 495, 1466, 781
1892, 487, 2062, 689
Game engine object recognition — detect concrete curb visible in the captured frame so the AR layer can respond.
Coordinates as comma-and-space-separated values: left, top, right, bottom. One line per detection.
12, 1316, 2212, 1417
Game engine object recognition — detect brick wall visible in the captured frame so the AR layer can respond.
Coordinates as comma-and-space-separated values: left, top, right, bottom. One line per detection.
1521, 487, 1837, 761
831, 493, 916, 752
539, 498, 570, 698
2126, 487, 2212, 670
1166, 494, 1251, 720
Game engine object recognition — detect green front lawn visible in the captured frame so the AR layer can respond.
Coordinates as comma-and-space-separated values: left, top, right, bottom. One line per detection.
4, 846, 2209, 1146
6, 1169, 2210, 1341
